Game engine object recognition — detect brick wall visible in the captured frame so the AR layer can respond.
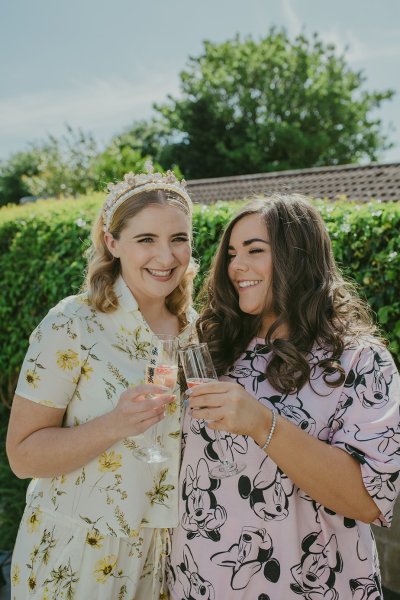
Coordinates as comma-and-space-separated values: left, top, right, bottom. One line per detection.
373, 498, 400, 593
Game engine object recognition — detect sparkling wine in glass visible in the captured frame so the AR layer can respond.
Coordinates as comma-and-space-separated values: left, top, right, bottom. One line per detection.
179, 343, 245, 478
134, 334, 178, 464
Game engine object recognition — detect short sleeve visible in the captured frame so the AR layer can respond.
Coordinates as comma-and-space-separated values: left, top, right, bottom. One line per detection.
15, 301, 81, 409
330, 344, 400, 526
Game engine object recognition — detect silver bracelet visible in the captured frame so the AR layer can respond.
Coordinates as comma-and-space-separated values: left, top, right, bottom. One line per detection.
260, 409, 277, 452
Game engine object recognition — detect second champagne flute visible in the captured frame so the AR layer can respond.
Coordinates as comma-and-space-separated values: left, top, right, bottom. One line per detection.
133, 334, 178, 463
179, 342, 245, 478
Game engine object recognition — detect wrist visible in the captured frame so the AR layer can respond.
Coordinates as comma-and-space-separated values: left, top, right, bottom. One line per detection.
96, 410, 122, 446
253, 406, 274, 447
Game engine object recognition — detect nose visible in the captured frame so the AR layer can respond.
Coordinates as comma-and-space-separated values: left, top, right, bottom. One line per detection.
229, 255, 249, 272
155, 242, 176, 267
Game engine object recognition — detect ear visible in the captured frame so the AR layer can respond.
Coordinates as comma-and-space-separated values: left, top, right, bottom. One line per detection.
104, 231, 120, 258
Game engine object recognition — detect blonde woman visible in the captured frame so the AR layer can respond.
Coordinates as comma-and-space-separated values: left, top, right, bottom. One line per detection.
7, 168, 197, 599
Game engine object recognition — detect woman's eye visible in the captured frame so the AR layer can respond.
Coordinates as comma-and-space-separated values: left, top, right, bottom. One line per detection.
173, 236, 189, 243
137, 237, 154, 243
249, 248, 264, 254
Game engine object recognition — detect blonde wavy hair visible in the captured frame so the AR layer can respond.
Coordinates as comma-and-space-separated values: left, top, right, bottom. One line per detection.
83, 189, 197, 331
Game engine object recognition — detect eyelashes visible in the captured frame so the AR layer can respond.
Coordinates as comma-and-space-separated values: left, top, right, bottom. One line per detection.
227, 248, 265, 260
137, 236, 189, 244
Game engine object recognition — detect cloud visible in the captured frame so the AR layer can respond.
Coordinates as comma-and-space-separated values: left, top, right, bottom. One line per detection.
321, 28, 400, 64
0, 73, 180, 155
282, 0, 303, 36
280, 2, 400, 67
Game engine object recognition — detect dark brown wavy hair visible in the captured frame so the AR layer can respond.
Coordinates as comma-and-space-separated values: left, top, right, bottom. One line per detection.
197, 194, 383, 394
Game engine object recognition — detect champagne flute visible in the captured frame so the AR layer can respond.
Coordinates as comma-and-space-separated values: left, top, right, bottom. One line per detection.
179, 342, 245, 478
133, 334, 178, 463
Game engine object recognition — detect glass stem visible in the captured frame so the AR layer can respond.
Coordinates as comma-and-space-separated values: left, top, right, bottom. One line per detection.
214, 431, 231, 466
152, 422, 159, 447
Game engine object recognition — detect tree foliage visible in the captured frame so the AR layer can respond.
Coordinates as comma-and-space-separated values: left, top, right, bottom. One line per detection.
0, 29, 395, 204
0, 150, 41, 207
154, 30, 395, 178
27, 126, 98, 198
0, 126, 98, 206
91, 119, 184, 189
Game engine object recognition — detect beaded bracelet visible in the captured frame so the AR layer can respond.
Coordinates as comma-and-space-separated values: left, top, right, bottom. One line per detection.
261, 409, 277, 452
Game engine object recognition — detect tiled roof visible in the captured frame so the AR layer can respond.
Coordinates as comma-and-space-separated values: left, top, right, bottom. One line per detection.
186, 162, 400, 204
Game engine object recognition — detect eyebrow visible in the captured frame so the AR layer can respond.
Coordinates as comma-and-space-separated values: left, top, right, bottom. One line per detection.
133, 232, 189, 239
228, 238, 270, 249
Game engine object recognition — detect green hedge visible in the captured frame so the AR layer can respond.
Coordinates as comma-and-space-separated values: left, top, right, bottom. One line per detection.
0, 193, 399, 549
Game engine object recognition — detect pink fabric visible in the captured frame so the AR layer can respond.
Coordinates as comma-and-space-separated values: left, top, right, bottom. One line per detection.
168, 339, 400, 600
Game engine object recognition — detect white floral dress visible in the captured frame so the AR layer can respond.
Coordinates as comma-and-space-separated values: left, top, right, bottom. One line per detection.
11, 276, 196, 600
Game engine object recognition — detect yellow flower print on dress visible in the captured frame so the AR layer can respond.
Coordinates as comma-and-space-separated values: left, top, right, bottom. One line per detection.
40, 400, 58, 408
56, 349, 79, 370
28, 574, 37, 591
73, 361, 94, 384
86, 529, 104, 548
29, 545, 39, 561
165, 398, 177, 416
27, 507, 42, 533
25, 369, 40, 388
98, 450, 122, 472
25, 353, 45, 387
94, 555, 118, 583
42, 586, 50, 600
146, 468, 174, 507
11, 564, 20, 585
80, 362, 94, 380
112, 325, 151, 360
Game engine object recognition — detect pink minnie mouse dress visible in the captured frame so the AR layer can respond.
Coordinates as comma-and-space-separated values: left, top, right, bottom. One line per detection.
168, 338, 400, 600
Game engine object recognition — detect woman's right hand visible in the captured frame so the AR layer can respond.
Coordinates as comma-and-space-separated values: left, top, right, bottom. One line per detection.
110, 384, 175, 438
7, 387, 176, 479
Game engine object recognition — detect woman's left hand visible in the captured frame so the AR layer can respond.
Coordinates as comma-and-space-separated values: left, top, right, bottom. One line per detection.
188, 381, 268, 441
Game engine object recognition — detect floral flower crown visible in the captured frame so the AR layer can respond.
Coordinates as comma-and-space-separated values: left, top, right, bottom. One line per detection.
102, 161, 192, 232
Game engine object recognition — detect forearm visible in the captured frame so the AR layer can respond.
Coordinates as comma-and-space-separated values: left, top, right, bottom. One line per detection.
9, 412, 121, 479
253, 408, 380, 523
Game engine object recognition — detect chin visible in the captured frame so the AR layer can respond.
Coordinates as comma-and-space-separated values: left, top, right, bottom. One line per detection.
239, 305, 261, 316
155, 282, 180, 298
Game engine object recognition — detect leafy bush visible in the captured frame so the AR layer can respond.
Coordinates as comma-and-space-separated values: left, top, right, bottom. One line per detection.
0, 194, 399, 549
0, 150, 41, 207
0, 126, 98, 206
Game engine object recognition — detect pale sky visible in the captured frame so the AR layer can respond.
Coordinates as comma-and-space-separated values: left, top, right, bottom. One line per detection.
1, 0, 399, 163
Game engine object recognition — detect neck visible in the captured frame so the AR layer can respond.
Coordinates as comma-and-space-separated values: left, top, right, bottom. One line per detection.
258, 314, 289, 340
138, 299, 179, 336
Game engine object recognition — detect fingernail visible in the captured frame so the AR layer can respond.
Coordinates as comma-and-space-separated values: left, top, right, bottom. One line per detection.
186, 389, 193, 396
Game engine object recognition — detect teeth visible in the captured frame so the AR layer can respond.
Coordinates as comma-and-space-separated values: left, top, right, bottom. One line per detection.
148, 269, 173, 277
238, 280, 261, 288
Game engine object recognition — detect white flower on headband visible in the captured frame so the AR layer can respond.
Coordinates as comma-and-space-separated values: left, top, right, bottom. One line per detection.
102, 165, 190, 232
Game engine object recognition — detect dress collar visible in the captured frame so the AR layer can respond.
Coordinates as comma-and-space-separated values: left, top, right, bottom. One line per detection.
114, 275, 140, 315
113, 275, 196, 340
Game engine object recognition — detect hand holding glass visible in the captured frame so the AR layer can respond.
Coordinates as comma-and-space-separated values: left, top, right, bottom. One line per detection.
133, 334, 178, 463
179, 343, 245, 478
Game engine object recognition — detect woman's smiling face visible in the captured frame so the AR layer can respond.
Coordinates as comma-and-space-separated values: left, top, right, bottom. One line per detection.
104, 204, 191, 305
227, 213, 274, 324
